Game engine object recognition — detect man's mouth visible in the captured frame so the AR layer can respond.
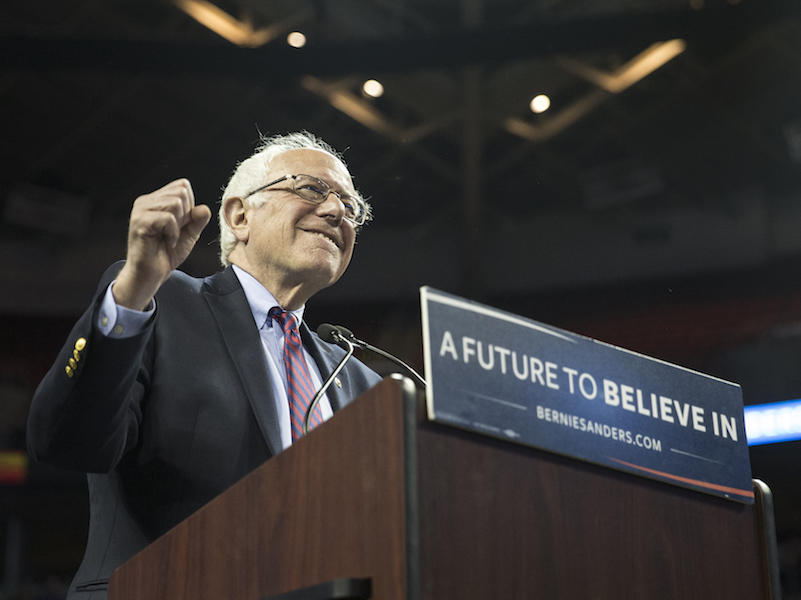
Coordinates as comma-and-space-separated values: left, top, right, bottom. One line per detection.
303, 228, 341, 248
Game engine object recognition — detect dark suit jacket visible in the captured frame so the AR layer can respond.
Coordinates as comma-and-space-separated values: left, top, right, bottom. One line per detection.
27, 263, 382, 599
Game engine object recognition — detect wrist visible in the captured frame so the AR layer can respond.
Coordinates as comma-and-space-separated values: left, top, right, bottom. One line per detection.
113, 265, 160, 311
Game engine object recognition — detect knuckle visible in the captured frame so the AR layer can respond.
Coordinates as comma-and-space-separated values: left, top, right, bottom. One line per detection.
130, 222, 150, 238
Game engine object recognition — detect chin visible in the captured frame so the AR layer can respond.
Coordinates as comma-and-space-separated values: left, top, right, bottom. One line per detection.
300, 263, 344, 290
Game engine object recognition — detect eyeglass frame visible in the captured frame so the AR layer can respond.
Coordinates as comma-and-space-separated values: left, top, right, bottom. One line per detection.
242, 173, 370, 226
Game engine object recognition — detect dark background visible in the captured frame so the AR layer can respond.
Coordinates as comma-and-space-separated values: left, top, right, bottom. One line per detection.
1, 0, 800, 597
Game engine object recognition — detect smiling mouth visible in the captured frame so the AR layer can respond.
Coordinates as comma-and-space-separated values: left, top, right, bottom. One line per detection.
303, 229, 341, 249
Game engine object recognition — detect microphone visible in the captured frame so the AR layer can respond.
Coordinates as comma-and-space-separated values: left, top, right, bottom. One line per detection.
326, 324, 427, 389
305, 324, 355, 435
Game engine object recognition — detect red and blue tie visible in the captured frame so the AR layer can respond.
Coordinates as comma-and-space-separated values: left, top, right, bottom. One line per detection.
269, 307, 323, 441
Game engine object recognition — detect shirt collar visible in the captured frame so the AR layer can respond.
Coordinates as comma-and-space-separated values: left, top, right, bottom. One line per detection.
231, 265, 306, 330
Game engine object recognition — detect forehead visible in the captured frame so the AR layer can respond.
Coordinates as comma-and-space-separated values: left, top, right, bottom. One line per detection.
267, 148, 352, 188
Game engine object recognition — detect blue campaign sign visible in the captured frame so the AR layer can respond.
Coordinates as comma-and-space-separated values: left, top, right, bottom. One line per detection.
420, 287, 754, 504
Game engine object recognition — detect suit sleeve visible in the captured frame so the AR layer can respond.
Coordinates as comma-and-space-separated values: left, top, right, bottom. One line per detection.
27, 262, 154, 473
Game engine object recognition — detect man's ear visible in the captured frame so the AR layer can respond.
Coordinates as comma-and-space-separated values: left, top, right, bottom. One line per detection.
223, 196, 249, 243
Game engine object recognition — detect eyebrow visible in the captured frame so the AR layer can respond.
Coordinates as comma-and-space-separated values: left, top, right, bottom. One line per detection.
312, 174, 359, 199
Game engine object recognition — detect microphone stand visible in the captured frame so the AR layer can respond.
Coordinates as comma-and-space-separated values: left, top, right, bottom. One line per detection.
303, 328, 354, 435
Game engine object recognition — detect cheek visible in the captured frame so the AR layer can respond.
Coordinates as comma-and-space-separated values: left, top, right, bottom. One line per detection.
343, 229, 356, 254
342, 229, 356, 254
340, 244, 355, 269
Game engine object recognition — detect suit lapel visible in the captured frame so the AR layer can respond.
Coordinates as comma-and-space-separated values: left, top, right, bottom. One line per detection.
202, 268, 283, 456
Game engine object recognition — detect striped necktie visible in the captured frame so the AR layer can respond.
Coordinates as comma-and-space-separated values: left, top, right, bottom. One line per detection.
269, 307, 323, 440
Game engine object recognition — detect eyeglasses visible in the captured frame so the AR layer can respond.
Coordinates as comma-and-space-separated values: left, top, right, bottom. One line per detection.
243, 174, 370, 226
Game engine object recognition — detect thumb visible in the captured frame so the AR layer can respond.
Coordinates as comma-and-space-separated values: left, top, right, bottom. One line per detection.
183, 204, 212, 241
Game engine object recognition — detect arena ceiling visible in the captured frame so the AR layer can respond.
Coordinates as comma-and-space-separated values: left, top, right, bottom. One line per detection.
1, 0, 800, 313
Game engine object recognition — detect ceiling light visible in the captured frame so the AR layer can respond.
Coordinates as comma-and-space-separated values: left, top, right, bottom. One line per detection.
287, 31, 306, 48
362, 79, 385, 98
529, 94, 551, 114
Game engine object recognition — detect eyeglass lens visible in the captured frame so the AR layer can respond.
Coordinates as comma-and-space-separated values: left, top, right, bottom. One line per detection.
292, 175, 364, 224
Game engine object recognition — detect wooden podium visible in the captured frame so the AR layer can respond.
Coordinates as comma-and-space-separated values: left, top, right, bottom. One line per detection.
108, 376, 780, 599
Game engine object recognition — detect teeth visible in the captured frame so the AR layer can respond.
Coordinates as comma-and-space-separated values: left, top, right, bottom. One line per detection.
311, 231, 337, 246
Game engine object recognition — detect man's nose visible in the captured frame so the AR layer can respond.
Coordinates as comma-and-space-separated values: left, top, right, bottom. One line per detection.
316, 190, 346, 221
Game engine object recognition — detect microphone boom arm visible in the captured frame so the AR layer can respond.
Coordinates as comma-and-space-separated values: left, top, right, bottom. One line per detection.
336, 327, 426, 389
304, 329, 354, 435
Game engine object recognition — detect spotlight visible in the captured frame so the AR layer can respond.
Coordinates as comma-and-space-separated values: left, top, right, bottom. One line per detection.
362, 79, 384, 98
287, 31, 306, 48
529, 94, 551, 114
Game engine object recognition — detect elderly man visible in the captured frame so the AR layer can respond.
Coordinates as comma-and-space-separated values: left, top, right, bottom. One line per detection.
27, 132, 382, 599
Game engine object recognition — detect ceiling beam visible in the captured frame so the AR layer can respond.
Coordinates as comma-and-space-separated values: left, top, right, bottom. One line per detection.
2, 3, 792, 78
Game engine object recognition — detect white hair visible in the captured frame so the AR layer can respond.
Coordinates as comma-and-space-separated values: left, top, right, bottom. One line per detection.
218, 131, 371, 267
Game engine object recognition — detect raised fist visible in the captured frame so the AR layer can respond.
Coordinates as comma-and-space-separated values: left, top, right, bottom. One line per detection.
112, 179, 211, 310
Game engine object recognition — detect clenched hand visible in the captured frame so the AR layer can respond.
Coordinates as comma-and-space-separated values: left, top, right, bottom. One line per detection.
113, 179, 211, 310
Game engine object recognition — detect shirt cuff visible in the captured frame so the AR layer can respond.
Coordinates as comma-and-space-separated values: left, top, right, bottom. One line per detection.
98, 281, 155, 338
